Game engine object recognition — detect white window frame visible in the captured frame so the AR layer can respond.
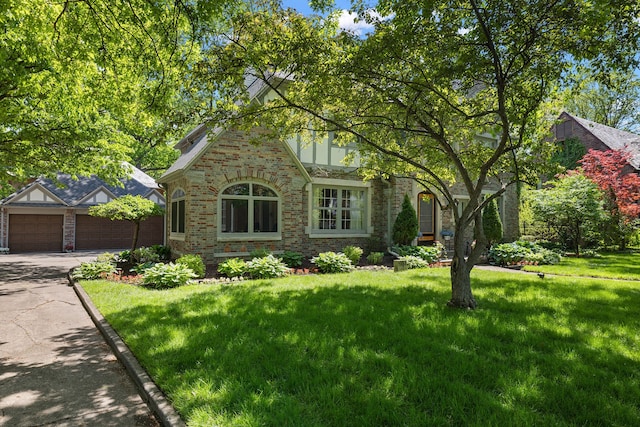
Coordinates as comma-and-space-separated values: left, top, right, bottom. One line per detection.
306, 179, 372, 238
170, 188, 186, 239
217, 182, 282, 242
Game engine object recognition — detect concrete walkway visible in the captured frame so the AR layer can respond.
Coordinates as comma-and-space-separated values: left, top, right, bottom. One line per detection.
0, 252, 159, 426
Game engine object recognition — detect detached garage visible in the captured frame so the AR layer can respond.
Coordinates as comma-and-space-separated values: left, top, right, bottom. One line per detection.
0, 164, 165, 253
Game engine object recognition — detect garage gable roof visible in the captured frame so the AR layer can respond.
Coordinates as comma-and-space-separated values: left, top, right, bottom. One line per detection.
1, 164, 163, 208
4, 182, 67, 206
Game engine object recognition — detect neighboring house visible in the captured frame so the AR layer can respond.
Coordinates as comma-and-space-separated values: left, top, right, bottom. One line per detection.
161, 87, 519, 263
552, 111, 640, 174
0, 165, 165, 253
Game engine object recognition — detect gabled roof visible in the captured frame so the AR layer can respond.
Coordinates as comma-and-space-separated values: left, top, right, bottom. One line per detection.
561, 111, 640, 169
160, 124, 312, 183
161, 125, 222, 180
161, 71, 311, 183
1, 163, 163, 208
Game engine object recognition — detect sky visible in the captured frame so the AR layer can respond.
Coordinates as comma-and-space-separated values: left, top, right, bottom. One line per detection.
281, 0, 351, 15
281, 0, 377, 36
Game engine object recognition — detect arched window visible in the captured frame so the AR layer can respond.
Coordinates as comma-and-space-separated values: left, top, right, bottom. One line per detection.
171, 189, 185, 234
220, 183, 280, 237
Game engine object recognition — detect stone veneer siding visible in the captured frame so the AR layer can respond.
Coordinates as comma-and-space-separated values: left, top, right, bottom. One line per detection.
0, 207, 7, 248
165, 128, 416, 264
63, 209, 75, 250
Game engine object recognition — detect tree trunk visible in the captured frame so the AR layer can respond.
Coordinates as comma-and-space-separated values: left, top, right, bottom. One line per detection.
131, 221, 140, 252
447, 231, 478, 309
574, 220, 581, 256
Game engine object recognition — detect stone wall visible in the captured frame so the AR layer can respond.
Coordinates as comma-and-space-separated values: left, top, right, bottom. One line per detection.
164, 128, 404, 264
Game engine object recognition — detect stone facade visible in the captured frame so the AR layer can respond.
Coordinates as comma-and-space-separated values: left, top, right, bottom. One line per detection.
163, 127, 416, 263
163, 123, 524, 264
63, 209, 75, 250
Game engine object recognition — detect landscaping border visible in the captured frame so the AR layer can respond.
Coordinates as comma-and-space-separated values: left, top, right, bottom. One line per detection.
68, 271, 185, 427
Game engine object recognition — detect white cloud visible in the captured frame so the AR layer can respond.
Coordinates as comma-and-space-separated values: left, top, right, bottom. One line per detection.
338, 10, 374, 36
337, 9, 391, 36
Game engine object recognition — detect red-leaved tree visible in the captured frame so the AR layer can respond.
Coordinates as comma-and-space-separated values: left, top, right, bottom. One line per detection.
579, 148, 640, 248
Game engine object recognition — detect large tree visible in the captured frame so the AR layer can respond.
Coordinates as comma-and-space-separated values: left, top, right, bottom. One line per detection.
562, 68, 640, 133
195, 0, 639, 308
0, 0, 213, 193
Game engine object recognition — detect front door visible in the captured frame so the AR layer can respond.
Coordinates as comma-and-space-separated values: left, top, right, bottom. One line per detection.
417, 192, 435, 244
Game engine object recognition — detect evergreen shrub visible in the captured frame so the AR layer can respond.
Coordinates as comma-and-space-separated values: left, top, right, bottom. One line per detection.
393, 194, 419, 245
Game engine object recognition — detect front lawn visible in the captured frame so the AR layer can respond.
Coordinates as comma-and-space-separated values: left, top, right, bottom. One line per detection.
82, 268, 640, 426
524, 251, 640, 280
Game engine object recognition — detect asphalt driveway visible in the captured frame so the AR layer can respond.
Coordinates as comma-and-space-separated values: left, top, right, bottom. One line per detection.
0, 252, 159, 426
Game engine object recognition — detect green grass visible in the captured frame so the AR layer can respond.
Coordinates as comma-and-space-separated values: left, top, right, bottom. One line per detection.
82, 268, 640, 426
524, 251, 640, 280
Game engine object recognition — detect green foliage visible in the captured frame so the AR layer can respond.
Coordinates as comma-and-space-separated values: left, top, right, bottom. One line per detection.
0, 0, 202, 190
132, 247, 161, 265
487, 243, 530, 266
124, 246, 170, 275
528, 172, 607, 255
117, 250, 132, 263
89, 195, 164, 222
562, 69, 640, 134
191, 0, 640, 307
131, 262, 155, 275
392, 243, 443, 264
280, 250, 304, 268
95, 252, 117, 263
311, 252, 354, 274
580, 249, 601, 258
83, 268, 640, 426
245, 255, 290, 279
393, 195, 419, 246
176, 254, 206, 279
142, 263, 196, 289
249, 248, 272, 258
482, 198, 503, 246
366, 252, 385, 265
551, 137, 587, 170
488, 241, 562, 266
71, 261, 117, 280
150, 245, 172, 261
365, 236, 386, 254
398, 255, 429, 269
342, 245, 363, 265
217, 258, 247, 278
